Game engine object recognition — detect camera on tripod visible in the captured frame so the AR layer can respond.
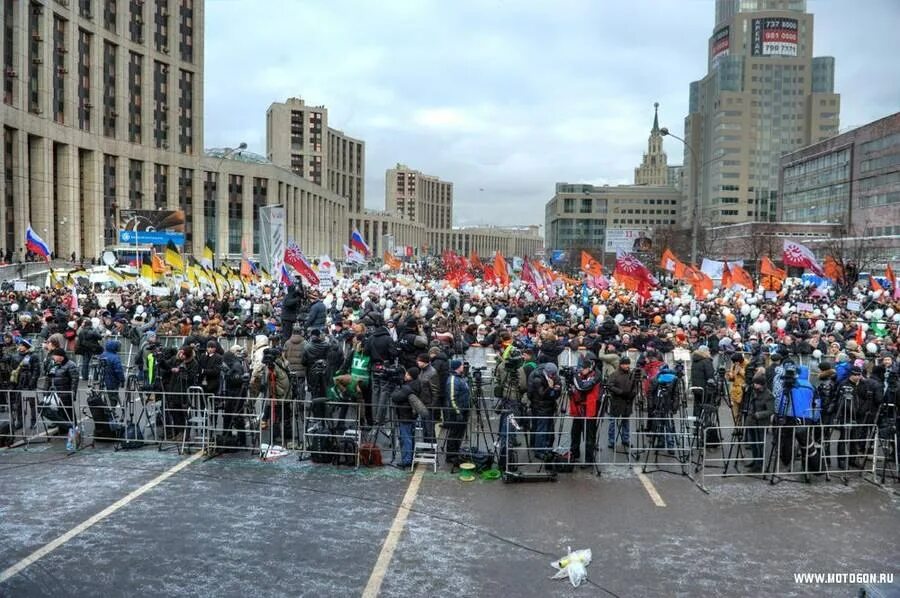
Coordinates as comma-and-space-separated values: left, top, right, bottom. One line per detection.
376, 364, 405, 385
559, 365, 576, 384
782, 365, 798, 389
261, 347, 282, 368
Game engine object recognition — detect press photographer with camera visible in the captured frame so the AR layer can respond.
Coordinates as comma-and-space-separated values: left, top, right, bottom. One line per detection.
444, 359, 471, 464
527, 362, 562, 459
742, 373, 774, 472
250, 345, 291, 442
198, 340, 224, 396
833, 365, 881, 468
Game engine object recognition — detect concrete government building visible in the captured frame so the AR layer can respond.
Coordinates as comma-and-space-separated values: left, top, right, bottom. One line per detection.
2, 1, 541, 264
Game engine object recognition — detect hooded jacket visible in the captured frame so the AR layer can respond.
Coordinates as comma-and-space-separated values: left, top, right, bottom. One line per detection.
99, 340, 125, 390
282, 332, 306, 375
690, 348, 715, 389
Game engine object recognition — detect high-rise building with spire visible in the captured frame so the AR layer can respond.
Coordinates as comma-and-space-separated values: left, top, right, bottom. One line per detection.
680, 0, 840, 229
635, 102, 670, 186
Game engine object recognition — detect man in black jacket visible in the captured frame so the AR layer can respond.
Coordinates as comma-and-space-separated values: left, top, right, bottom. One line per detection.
390, 367, 422, 468
47, 348, 80, 433
12, 339, 41, 429
526, 363, 561, 459
742, 373, 774, 472
607, 357, 636, 448
75, 319, 102, 380
366, 321, 397, 426
396, 317, 427, 369
690, 345, 715, 418
197, 340, 223, 396
304, 290, 326, 332
280, 282, 303, 341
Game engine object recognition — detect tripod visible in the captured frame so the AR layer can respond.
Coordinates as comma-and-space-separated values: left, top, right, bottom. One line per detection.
641, 378, 689, 474
692, 375, 730, 473
870, 395, 898, 483
723, 385, 753, 475
464, 367, 495, 456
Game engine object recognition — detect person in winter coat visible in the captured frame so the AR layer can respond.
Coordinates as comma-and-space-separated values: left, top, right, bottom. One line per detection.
167, 346, 200, 435
304, 290, 327, 332
302, 329, 333, 400
526, 362, 561, 458
742, 373, 774, 472
391, 366, 422, 468
220, 346, 249, 438
606, 357, 636, 448
47, 348, 80, 433
75, 319, 103, 380
280, 283, 303, 341
416, 353, 439, 442
197, 340, 224, 395
282, 325, 306, 376
444, 360, 471, 464
690, 345, 715, 418
569, 356, 602, 464
429, 346, 450, 412
11, 339, 41, 429
98, 340, 125, 405
725, 352, 746, 423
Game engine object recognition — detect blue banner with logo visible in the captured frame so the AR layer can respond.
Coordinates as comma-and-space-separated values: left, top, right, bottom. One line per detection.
119, 230, 185, 245
551, 250, 567, 265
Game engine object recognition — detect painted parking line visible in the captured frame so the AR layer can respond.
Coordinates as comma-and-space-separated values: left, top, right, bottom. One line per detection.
362, 465, 425, 598
636, 472, 667, 507
0, 451, 203, 584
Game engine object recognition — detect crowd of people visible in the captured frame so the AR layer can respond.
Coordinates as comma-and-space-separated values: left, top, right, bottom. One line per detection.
0, 264, 897, 473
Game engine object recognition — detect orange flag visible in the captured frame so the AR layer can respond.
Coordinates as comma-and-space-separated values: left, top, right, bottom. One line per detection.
151, 251, 166, 274
494, 251, 510, 287
885, 264, 895, 289
660, 248, 682, 273
470, 250, 483, 272
871, 276, 884, 293
383, 250, 401, 269
721, 262, 733, 289
682, 265, 713, 298
730, 263, 755, 289
580, 250, 603, 278
823, 255, 843, 282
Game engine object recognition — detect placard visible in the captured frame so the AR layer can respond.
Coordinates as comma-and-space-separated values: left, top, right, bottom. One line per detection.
846, 300, 861, 312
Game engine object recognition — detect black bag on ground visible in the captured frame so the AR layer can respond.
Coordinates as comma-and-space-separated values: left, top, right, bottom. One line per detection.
0, 420, 12, 447
458, 446, 494, 472
118, 422, 143, 450
543, 450, 575, 473
308, 423, 336, 463
87, 393, 122, 440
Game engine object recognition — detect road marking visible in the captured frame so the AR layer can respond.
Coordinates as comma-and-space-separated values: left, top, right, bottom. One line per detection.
362, 465, 425, 598
0, 451, 203, 583
636, 472, 667, 507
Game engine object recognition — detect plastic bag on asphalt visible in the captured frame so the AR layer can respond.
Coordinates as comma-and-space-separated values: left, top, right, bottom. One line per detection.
550, 547, 592, 588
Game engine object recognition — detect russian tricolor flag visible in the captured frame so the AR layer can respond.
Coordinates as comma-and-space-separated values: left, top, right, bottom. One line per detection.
350, 228, 370, 255
280, 264, 292, 286
25, 226, 51, 261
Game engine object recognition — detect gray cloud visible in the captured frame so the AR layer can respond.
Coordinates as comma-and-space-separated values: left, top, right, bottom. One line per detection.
204, 0, 900, 229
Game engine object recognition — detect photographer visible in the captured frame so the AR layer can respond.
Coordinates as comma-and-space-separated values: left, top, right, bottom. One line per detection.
690, 344, 714, 419
280, 280, 303, 341
526, 362, 562, 459
415, 353, 439, 443
396, 317, 428, 369
365, 315, 398, 426
167, 346, 200, 437
302, 329, 333, 403
742, 373, 774, 472
834, 365, 882, 468
75, 318, 102, 381
11, 339, 41, 429
568, 356, 602, 465
98, 340, 125, 406
648, 364, 679, 450
607, 357, 636, 449
198, 340, 224, 396
773, 363, 818, 467
390, 366, 422, 469
250, 346, 291, 442
444, 359, 470, 464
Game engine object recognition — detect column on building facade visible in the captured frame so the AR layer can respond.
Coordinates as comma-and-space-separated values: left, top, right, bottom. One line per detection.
140, 160, 153, 210
29, 137, 54, 253
241, 172, 252, 254
82, 150, 104, 260
56, 143, 80, 258
191, 171, 204, 257
297, 189, 305, 247
215, 172, 228, 260
38, 7, 52, 118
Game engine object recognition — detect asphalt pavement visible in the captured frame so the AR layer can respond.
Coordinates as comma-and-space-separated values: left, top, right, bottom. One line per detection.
0, 443, 897, 597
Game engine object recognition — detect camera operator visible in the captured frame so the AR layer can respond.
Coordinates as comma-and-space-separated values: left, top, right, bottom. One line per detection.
834, 365, 882, 468
365, 314, 398, 426
390, 366, 422, 469
607, 357, 636, 449
648, 364, 679, 450
250, 346, 291, 441
47, 348, 79, 435
396, 316, 428, 369
690, 344, 714, 419
11, 339, 41, 429
773, 363, 819, 467
526, 362, 562, 459
429, 345, 450, 415
280, 279, 304, 341
444, 359, 470, 464
568, 355, 602, 465
98, 339, 125, 406
198, 340, 224, 396
220, 345, 250, 442
415, 353, 439, 443
282, 324, 306, 393
742, 373, 774, 472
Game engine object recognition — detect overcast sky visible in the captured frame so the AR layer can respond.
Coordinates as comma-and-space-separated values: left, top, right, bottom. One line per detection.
204, 0, 900, 230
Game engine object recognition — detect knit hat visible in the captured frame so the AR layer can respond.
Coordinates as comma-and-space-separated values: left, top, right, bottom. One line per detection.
49, 348, 66, 358
850, 365, 863, 375
450, 359, 463, 371
752, 373, 766, 385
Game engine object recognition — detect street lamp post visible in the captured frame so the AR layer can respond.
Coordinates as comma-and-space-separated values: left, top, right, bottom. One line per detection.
660, 127, 701, 265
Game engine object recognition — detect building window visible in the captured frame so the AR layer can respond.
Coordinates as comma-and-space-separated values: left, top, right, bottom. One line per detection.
128, 51, 142, 143
178, 69, 192, 153
3, 1, 15, 106
104, 0, 116, 32
28, 2, 42, 113
129, 159, 143, 208
179, 0, 193, 63
153, 61, 167, 148
563, 198, 574, 213
178, 167, 192, 246
153, 163, 167, 210
227, 174, 243, 255
252, 177, 267, 254
103, 155, 117, 246
79, 0, 93, 18
129, 0, 144, 44
154, 0, 168, 52
52, 15, 66, 124
103, 42, 116, 137
77, 29, 91, 130
203, 171, 216, 249
4, 127, 15, 250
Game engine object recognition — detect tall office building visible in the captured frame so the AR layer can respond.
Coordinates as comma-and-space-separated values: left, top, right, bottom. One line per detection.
681, 0, 839, 229
266, 97, 365, 214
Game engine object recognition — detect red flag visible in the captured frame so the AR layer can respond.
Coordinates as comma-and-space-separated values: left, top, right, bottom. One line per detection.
470, 250, 483, 272
855, 324, 864, 347
730, 263, 755, 289
494, 252, 509, 287
284, 239, 319, 286
824, 256, 843, 283
886, 264, 896, 288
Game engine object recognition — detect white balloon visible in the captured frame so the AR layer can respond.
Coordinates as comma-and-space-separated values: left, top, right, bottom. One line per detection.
485, 306, 493, 317
781, 304, 790, 315
386, 300, 394, 309
576, 308, 585, 317
740, 305, 751, 316
761, 321, 771, 333
498, 309, 507, 320
873, 309, 884, 320
722, 307, 732, 317
813, 308, 821, 317
834, 321, 844, 331
419, 305, 429, 317
336, 298, 344, 310
568, 304, 578, 315
750, 308, 760, 319
893, 313, 900, 322
680, 315, 691, 326
537, 314, 546, 324
665, 314, 673, 324
885, 307, 895, 317
474, 315, 483, 325
323, 296, 333, 308
864, 310, 873, 320
10, 303, 18, 313
175, 299, 184, 309
135, 305, 144, 315
866, 342, 878, 354
815, 319, 826, 331
777, 319, 787, 330
383, 308, 392, 320
379, 297, 387, 307
699, 313, 707, 322
462, 303, 470, 313
441, 302, 449, 310
614, 314, 624, 324
469, 306, 478, 314
510, 317, 519, 327
675, 309, 683, 318
812, 349, 822, 359
690, 316, 699, 327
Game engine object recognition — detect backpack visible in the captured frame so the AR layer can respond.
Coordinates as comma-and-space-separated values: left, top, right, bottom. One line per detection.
118, 422, 143, 450
308, 422, 336, 464
309, 359, 329, 379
